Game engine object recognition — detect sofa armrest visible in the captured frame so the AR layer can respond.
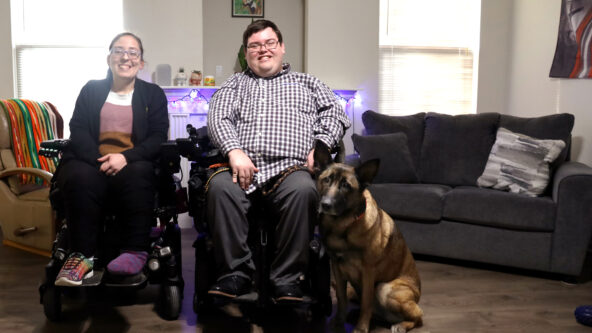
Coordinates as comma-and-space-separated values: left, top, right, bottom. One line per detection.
552, 161, 592, 200
550, 161, 592, 276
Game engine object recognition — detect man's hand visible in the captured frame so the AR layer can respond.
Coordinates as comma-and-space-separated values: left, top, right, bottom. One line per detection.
228, 149, 259, 190
98, 153, 127, 176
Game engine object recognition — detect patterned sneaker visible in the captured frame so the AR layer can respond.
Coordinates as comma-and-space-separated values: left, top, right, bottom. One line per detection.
55, 252, 94, 287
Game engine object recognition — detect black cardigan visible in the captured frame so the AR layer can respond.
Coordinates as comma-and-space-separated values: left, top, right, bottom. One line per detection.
64, 78, 169, 167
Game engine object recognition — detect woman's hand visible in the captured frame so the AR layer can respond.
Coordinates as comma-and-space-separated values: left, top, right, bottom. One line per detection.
98, 153, 128, 176
228, 149, 259, 190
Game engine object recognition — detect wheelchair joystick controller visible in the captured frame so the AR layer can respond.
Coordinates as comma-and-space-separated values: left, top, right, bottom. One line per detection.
148, 234, 174, 272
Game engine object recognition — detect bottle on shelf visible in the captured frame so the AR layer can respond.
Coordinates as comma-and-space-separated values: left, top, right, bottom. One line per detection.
174, 67, 187, 86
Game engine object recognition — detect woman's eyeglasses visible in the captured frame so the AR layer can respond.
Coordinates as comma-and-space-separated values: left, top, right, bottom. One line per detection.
110, 47, 142, 60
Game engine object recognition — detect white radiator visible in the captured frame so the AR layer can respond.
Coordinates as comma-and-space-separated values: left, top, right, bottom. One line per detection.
168, 113, 209, 188
168, 113, 191, 190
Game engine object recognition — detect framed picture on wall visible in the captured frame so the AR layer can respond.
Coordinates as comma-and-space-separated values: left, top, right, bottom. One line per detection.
232, 0, 264, 18
550, 0, 592, 78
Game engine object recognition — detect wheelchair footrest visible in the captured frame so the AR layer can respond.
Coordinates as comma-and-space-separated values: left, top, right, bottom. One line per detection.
81, 269, 105, 287
271, 295, 315, 306
214, 292, 316, 305
232, 291, 259, 303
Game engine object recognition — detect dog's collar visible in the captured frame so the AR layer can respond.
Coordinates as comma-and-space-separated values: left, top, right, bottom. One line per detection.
354, 199, 366, 221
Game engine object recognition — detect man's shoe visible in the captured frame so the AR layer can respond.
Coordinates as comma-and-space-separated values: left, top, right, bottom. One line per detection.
274, 284, 303, 303
208, 275, 251, 299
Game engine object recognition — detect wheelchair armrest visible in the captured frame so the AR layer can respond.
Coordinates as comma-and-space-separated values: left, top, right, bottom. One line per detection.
0, 167, 53, 183
174, 138, 196, 159
159, 141, 182, 175
39, 139, 71, 158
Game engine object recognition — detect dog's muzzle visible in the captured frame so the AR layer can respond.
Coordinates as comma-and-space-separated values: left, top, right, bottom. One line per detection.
318, 195, 340, 215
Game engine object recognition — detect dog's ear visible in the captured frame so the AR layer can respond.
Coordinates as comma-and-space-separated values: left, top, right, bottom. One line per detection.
313, 140, 333, 173
355, 159, 380, 189
333, 140, 345, 163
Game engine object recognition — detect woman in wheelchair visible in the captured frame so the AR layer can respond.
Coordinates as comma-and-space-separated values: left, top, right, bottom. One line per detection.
54, 32, 169, 286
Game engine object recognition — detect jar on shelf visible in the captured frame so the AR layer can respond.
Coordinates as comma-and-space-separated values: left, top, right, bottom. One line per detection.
204, 75, 215, 86
189, 70, 202, 86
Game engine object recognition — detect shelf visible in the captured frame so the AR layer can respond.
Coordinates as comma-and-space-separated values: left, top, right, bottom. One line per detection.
163, 86, 359, 116
160, 86, 220, 90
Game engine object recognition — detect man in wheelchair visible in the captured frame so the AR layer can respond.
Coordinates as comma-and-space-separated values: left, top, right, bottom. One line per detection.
205, 19, 350, 304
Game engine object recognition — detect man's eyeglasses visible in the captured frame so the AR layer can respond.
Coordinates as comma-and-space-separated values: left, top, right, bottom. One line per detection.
246, 39, 279, 53
110, 47, 142, 60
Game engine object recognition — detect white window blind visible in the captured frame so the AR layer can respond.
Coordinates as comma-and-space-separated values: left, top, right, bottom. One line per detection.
11, 0, 123, 137
379, 0, 481, 116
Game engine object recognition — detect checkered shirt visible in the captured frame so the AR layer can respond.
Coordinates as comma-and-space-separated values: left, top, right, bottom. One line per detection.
208, 63, 350, 193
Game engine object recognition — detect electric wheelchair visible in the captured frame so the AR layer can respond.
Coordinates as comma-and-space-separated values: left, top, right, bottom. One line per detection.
38, 138, 187, 321
176, 125, 333, 321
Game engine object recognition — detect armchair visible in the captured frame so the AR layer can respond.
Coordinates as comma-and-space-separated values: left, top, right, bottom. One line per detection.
0, 100, 62, 256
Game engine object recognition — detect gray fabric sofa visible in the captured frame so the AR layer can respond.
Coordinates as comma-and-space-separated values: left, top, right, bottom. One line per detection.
349, 111, 592, 278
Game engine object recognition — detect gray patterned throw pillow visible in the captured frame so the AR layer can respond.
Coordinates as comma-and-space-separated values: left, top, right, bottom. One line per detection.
477, 127, 566, 197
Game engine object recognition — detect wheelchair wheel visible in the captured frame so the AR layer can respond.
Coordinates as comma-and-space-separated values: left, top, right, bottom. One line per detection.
193, 234, 214, 314
42, 285, 62, 322
193, 292, 209, 314
160, 284, 181, 320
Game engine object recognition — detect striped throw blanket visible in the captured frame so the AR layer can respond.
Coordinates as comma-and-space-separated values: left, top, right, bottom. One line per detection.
0, 99, 63, 185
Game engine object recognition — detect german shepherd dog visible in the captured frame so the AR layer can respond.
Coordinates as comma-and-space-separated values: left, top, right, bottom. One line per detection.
314, 142, 423, 333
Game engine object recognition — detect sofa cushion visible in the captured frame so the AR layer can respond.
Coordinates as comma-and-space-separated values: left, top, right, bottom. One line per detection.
396, 218, 553, 273
443, 186, 556, 231
419, 112, 500, 186
477, 128, 565, 197
352, 133, 419, 183
361, 111, 425, 169
499, 113, 574, 171
368, 183, 451, 222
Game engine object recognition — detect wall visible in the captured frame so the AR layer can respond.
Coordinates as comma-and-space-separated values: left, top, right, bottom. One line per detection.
306, 0, 592, 165
305, 0, 379, 154
202, 0, 304, 85
2, 0, 591, 165
0, 1, 203, 96
476, 0, 513, 115
503, 0, 592, 165
123, 0, 203, 84
0, 0, 14, 98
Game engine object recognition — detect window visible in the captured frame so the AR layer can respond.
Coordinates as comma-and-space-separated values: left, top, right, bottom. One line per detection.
11, 0, 123, 137
379, 0, 481, 116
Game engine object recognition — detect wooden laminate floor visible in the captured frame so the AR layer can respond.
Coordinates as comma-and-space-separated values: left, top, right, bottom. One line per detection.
1, 224, 591, 333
